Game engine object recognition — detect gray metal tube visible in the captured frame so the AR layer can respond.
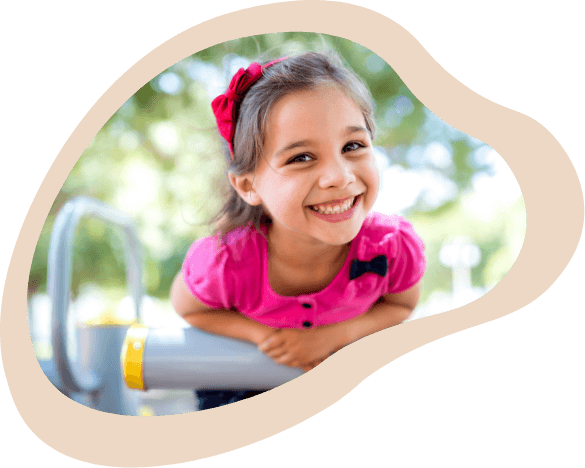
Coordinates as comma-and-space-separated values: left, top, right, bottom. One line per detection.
76, 326, 139, 414
122, 325, 303, 391
48, 196, 143, 394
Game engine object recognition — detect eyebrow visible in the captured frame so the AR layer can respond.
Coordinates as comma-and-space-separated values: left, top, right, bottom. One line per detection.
273, 140, 312, 159
344, 125, 369, 136
272, 125, 369, 159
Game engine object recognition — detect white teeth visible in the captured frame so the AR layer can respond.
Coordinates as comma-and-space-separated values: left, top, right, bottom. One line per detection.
310, 197, 356, 214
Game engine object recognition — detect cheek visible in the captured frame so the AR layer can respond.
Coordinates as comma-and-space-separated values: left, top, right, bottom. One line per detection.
373, 168, 381, 195
365, 162, 381, 196
262, 177, 302, 213
362, 168, 380, 211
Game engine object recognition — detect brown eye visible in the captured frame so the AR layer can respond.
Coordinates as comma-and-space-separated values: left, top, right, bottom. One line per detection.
343, 142, 365, 153
288, 153, 313, 164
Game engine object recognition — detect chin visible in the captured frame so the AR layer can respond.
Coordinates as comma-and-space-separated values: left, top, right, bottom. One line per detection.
322, 225, 362, 246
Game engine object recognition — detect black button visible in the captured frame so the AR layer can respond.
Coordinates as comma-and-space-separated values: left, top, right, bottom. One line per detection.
302, 321, 312, 328
302, 303, 312, 308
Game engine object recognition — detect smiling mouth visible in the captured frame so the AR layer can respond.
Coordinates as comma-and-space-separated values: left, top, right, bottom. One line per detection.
308, 195, 360, 214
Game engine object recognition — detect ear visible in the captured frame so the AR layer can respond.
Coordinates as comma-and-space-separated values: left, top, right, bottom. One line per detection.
228, 173, 263, 206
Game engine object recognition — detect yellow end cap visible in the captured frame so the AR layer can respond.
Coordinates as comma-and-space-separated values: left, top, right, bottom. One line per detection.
121, 322, 149, 391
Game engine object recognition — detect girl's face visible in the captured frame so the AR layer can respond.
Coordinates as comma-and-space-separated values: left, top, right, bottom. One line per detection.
235, 85, 380, 247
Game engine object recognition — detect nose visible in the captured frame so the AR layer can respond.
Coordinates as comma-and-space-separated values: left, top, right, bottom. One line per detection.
318, 155, 356, 189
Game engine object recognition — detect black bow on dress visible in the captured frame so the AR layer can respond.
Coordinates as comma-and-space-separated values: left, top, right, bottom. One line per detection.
349, 255, 388, 280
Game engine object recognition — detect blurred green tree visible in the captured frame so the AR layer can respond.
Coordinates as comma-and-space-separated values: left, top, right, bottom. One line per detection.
29, 33, 525, 308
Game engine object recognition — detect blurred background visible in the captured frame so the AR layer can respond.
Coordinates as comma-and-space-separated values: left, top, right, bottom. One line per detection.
28, 33, 525, 415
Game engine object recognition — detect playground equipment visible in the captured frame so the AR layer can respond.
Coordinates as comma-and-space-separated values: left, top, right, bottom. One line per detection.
121, 324, 302, 391
37, 196, 301, 415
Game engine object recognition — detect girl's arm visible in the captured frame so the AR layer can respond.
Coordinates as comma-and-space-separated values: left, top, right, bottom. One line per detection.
170, 272, 275, 346
260, 282, 421, 367
328, 281, 420, 348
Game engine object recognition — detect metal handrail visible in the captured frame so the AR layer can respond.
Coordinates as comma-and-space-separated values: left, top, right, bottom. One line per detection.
47, 196, 143, 394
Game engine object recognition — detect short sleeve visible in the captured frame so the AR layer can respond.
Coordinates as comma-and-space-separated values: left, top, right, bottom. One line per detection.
384, 218, 426, 294
182, 236, 232, 309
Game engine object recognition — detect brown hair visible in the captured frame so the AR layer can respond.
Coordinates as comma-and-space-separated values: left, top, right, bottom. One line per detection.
209, 50, 377, 239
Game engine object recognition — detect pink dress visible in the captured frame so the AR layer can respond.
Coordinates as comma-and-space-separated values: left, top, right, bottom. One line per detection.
182, 212, 426, 329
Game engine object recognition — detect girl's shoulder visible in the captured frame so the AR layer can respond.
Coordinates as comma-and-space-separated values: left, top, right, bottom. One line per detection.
185, 222, 265, 267
182, 222, 266, 309
357, 212, 426, 294
359, 212, 421, 244
220, 222, 268, 263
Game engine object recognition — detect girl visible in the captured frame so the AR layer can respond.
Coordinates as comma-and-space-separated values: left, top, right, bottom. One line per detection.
171, 51, 426, 409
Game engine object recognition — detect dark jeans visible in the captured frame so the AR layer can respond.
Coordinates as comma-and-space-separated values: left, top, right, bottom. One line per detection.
195, 389, 268, 410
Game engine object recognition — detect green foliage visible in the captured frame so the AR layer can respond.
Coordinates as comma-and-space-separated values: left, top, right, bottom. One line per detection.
29, 32, 525, 308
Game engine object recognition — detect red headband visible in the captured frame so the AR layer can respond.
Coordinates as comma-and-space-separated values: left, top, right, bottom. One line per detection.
211, 57, 288, 158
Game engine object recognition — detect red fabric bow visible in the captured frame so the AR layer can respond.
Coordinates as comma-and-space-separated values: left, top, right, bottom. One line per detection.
211, 58, 287, 157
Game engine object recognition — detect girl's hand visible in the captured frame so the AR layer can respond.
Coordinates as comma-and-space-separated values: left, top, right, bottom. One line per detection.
300, 356, 328, 373
258, 328, 341, 368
